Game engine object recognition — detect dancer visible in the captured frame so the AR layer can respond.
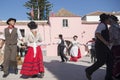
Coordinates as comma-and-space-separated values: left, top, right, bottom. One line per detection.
20, 21, 44, 78
85, 13, 113, 80
69, 35, 81, 62
1, 18, 23, 78
109, 15, 120, 79
57, 34, 68, 62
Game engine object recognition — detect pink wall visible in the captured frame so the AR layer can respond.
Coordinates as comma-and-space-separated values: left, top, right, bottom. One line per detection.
45, 17, 97, 56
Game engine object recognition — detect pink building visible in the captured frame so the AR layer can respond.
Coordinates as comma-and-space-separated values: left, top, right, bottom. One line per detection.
0, 9, 120, 56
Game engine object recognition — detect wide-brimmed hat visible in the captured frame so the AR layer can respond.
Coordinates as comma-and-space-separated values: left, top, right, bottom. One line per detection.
6, 18, 16, 25
99, 13, 109, 22
27, 21, 37, 30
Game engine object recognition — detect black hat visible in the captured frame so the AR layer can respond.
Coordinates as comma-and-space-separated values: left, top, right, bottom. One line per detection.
99, 13, 109, 22
110, 15, 119, 22
6, 18, 16, 25
27, 21, 37, 29
73, 35, 78, 38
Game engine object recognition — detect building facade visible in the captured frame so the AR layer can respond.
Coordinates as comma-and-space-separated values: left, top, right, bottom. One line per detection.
0, 9, 120, 56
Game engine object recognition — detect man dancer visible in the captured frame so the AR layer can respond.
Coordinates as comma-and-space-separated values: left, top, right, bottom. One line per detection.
1, 18, 23, 78
57, 34, 68, 62
85, 13, 113, 80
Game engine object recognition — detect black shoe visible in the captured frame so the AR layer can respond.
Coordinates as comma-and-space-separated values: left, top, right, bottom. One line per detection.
85, 69, 91, 80
3, 73, 9, 78
31, 75, 38, 78
20, 75, 29, 79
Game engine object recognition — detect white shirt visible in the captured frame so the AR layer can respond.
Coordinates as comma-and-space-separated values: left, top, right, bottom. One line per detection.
72, 40, 79, 47
95, 23, 106, 34
109, 22, 120, 45
57, 39, 67, 46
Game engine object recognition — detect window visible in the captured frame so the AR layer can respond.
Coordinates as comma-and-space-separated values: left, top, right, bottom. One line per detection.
63, 19, 68, 27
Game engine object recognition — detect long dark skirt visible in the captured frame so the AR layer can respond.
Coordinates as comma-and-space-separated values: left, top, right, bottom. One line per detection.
112, 45, 120, 78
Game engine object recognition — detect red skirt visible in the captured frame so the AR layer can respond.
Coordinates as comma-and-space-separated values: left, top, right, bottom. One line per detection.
70, 48, 81, 62
20, 46, 44, 76
77, 48, 81, 59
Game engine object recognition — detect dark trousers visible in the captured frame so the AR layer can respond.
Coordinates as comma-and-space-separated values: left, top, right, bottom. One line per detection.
3, 45, 17, 74
90, 49, 96, 63
58, 46, 68, 62
86, 43, 113, 80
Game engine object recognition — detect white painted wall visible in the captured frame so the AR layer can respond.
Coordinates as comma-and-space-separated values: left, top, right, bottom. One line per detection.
86, 16, 99, 21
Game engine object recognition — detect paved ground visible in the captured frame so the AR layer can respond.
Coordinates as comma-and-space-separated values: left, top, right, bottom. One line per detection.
0, 56, 106, 80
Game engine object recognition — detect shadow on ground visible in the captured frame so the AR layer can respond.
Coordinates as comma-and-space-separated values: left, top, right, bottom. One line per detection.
44, 60, 105, 80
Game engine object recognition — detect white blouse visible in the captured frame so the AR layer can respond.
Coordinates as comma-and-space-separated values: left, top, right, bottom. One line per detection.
25, 30, 42, 47
72, 40, 79, 47
25, 30, 42, 57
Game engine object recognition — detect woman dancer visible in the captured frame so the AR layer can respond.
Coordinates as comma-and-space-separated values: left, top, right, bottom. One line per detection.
20, 21, 44, 78
69, 35, 81, 62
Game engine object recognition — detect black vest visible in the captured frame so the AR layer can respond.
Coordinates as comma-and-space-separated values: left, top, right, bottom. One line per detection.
58, 39, 65, 47
96, 24, 109, 44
